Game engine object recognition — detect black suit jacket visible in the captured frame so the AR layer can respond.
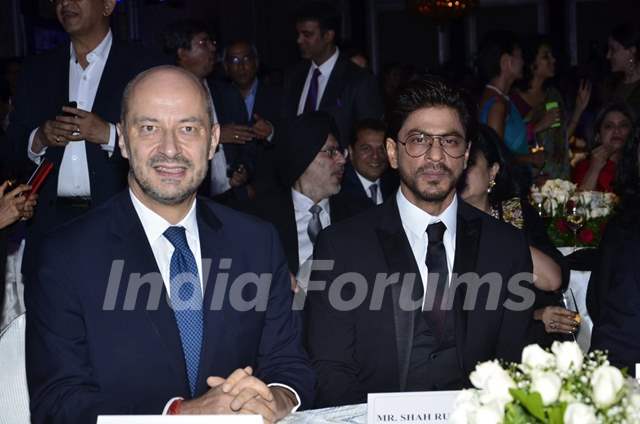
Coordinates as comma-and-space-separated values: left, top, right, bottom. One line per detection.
306, 198, 534, 407
7, 41, 164, 275
340, 163, 399, 206
249, 189, 370, 274
25, 191, 315, 423
283, 53, 383, 147
590, 231, 640, 377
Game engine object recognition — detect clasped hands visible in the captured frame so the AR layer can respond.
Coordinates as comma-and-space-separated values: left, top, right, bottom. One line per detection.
220, 114, 273, 144
180, 366, 296, 424
32, 105, 110, 153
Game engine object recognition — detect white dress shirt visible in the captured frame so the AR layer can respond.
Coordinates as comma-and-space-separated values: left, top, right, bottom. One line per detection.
129, 190, 203, 295
292, 188, 331, 268
296, 47, 340, 115
203, 80, 230, 196
354, 169, 382, 205
396, 189, 458, 306
28, 30, 117, 197
132, 189, 302, 414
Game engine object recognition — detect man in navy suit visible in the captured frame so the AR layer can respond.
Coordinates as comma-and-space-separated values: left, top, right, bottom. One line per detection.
8, 0, 164, 277
25, 66, 314, 423
283, 1, 383, 148
342, 118, 398, 206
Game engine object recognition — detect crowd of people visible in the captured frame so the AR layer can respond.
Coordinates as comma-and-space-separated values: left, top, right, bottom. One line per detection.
1, 0, 640, 422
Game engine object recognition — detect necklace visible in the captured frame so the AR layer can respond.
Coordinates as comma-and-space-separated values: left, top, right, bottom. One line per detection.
485, 84, 510, 100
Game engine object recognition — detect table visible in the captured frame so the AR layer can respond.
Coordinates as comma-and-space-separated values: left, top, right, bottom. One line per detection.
281, 404, 366, 424
558, 247, 593, 353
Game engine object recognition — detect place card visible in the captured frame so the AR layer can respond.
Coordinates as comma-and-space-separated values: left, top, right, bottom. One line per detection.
97, 415, 262, 424
368, 391, 459, 423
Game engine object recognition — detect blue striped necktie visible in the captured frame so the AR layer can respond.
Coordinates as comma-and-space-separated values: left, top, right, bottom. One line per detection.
163, 226, 203, 396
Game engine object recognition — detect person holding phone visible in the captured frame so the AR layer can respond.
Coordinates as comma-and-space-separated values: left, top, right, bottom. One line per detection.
7, 0, 164, 279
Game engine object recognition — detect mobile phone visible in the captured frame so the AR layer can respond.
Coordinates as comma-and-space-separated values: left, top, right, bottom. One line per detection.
63, 101, 78, 117
26, 159, 54, 196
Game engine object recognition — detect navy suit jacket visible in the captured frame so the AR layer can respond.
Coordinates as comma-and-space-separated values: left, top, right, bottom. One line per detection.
590, 231, 640, 377
25, 191, 315, 423
340, 163, 399, 206
283, 53, 383, 147
7, 40, 165, 275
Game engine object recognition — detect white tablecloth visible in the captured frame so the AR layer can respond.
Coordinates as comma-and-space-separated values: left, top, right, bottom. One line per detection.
281, 404, 366, 424
558, 247, 593, 352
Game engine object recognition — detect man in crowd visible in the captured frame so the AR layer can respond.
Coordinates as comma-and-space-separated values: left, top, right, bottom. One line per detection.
341, 118, 398, 206
283, 1, 383, 148
26, 65, 315, 423
251, 112, 368, 281
8, 0, 163, 277
163, 20, 259, 200
306, 76, 534, 407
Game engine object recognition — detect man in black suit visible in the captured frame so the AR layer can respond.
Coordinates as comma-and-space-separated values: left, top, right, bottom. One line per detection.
342, 118, 398, 206
306, 77, 535, 407
8, 0, 163, 277
251, 112, 368, 280
162, 21, 256, 199
283, 1, 383, 148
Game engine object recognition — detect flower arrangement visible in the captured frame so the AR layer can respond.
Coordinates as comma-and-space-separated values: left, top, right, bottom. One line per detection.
450, 342, 640, 424
530, 179, 618, 247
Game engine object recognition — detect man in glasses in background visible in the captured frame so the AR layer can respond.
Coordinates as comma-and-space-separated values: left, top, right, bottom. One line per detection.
306, 76, 535, 407
8, 0, 164, 280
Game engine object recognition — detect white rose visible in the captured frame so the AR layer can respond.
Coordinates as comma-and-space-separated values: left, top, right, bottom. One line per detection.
590, 365, 624, 408
579, 191, 593, 206
564, 403, 597, 424
551, 341, 583, 373
470, 361, 508, 390
530, 371, 562, 405
472, 403, 503, 424
470, 361, 514, 409
521, 344, 556, 370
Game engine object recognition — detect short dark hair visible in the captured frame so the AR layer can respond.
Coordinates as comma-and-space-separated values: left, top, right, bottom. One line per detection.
477, 30, 520, 82
387, 75, 475, 141
515, 35, 553, 91
351, 119, 387, 147
223, 39, 259, 62
610, 23, 640, 62
295, 1, 341, 42
162, 20, 213, 62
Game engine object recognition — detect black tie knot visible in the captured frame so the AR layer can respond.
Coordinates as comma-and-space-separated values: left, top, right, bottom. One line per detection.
426, 221, 446, 243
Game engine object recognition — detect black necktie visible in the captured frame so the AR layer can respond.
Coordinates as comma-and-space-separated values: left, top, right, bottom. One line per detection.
304, 68, 321, 113
369, 183, 379, 204
423, 222, 449, 339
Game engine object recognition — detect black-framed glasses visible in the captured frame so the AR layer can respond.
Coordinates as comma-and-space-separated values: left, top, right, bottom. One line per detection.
397, 132, 467, 158
226, 55, 255, 65
319, 146, 348, 159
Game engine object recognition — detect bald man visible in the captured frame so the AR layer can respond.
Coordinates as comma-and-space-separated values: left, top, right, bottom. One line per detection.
25, 66, 314, 424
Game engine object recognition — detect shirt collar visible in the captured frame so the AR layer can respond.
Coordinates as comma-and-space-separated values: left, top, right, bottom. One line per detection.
354, 168, 380, 186
396, 188, 458, 241
312, 47, 340, 77
70, 29, 113, 64
247, 78, 258, 98
129, 189, 199, 245
291, 188, 330, 214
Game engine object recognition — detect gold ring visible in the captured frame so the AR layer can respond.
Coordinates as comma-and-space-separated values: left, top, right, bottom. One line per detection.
234, 134, 239, 140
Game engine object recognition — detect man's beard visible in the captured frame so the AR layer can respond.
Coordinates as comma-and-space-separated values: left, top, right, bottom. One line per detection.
399, 163, 457, 203
129, 151, 205, 206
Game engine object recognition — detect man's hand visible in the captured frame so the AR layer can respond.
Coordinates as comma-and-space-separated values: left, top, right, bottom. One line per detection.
251, 113, 273, 140
220, 124, 255, 144
213, 367, 297, 423
32, 119, 75, 153
57, 106, 110, 145
229, 165, 249, 188
178, 378, 235, 415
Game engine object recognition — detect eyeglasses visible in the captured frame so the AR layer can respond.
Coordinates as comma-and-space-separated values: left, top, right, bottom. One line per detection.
397, 133, 467, 158
226, 55, 255, 65
195, 37, 216, 48
320, 146, 348, 159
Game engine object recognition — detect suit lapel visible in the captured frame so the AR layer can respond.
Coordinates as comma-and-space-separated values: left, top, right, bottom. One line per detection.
195, 200, 228, 394
109, 192, 189, 394
375, 200, 422, 391
319, 55, 347, 110
290, 64, 309, 116
452, 200, 482, 373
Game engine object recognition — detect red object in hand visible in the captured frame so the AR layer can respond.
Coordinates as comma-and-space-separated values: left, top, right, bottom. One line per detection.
167, 398, 182, 415
27, 159, 54, 196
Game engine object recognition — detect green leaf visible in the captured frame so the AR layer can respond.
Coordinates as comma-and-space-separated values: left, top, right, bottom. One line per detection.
509, 388, 546, 421
546, 403, 567, 424
504, 402, 536, 424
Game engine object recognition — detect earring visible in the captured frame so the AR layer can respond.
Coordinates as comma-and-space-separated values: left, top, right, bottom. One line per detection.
487, 179, 496, 193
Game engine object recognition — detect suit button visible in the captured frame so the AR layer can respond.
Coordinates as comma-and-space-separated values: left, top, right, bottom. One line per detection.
430, 353, 439, 360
